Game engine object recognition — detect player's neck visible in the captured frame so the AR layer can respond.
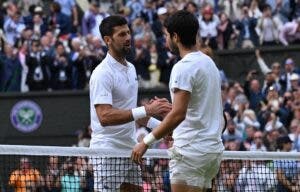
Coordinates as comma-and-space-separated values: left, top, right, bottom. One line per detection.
108, 50, 127, 65
179, 45, 199, 58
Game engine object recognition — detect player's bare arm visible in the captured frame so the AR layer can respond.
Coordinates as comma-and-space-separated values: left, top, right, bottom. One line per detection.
131, 89, 190, 164
95, 99, 172, 126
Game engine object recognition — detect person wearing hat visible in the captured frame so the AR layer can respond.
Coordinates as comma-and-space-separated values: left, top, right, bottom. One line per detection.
279, 58, 300, 93
198, 4, 219, 49
274, 135, 299, 192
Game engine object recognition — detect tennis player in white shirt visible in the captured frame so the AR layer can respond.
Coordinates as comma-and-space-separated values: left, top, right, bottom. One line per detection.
89, 15, 171, 192
131, 10, 225, 192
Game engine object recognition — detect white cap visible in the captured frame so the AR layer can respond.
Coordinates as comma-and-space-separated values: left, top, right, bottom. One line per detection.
34, 6, 43, 13
290, 73, 299, 81
157, 7, 167, 15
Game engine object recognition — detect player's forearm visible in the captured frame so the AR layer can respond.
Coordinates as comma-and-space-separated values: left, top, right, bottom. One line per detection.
98, 109, 133, 126
152, 111, 185, 140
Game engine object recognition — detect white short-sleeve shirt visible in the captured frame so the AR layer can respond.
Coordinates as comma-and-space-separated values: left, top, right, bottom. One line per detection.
89, 53, 139, 150
169, 51, 224, 153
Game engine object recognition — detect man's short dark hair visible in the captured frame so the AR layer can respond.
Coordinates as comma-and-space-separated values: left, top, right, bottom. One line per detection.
164, 10, 199, 48
99, 15, 128, 39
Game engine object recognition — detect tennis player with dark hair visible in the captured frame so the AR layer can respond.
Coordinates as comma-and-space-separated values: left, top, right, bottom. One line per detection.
131, 10, 224, 192
89, 15, 171, 191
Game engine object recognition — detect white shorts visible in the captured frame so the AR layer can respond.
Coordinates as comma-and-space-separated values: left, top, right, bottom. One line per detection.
168, 145, 223, 188
91, 157, 142, 192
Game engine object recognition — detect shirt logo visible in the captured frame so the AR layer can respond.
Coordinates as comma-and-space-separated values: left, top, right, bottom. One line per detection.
10, 100, 43, 133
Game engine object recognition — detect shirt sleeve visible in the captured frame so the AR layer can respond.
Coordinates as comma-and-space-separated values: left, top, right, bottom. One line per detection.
90, 70, 113, 105
169, 64, 193, 93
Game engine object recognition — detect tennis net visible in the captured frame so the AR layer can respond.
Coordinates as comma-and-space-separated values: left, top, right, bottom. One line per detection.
0, 145, 299, 192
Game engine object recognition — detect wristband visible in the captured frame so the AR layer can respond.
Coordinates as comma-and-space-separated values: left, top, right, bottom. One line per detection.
131, 106, 147, 120
143, 132, 157, 146
146, 117, 161, 130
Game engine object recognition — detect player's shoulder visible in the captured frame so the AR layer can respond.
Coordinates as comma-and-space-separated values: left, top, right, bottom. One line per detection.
90, 59, 112, 81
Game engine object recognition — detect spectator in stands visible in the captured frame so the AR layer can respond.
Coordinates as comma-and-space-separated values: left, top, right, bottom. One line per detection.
217, 12, 236, 50
274, 135, 300, 192
235, 5, 259, 48
0, 43, 22, 92
77, 124, 91, 147
271, 0, 292, 24
140, 0, 157, 24
256, 4, 282, 46
222, 119, 243, 143
218, 0, 242, 22
48, 2, 72, 39
133, 34, 151, 88
288, 119, 300, 151
198, 4, 220, 49
25, 39, 50, 91
248, 0, 262, 19
81, 1, 109, 38
184, 1, 199, 17
250, 130, 267, 151
244, 71, 264, 113
279, 58, 300, 93
255, 49, 282, 92
3, 2, 26, 46
45, 156, 60, 192
54, 0, 78, 33
215, 159, 241, 191
50, 41, 72, 90
290, 73, 300, 91
57, 158, 84, 192
70, 37, 90, 89
279, 17, 300, 46
264, 129, 280, 151
9, 157, 44, 192
237, 160, 276, 191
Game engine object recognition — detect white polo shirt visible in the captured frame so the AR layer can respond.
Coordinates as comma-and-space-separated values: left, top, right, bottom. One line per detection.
89, 53, 139, 150
169, 51, 224, 153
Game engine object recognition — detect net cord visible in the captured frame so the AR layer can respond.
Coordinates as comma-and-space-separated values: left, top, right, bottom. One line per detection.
0, 145, 299, 160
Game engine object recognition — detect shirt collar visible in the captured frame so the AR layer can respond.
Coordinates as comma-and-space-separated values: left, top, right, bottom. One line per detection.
106, 52, 129, 72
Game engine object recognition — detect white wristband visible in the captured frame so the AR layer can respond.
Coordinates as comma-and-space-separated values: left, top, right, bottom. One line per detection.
146, 117, 161, 130
131, 106, 147, 120
143, 132, 157, 146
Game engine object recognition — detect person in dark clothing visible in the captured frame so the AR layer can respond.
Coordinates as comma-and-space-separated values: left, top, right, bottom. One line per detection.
26, 40, 50, 91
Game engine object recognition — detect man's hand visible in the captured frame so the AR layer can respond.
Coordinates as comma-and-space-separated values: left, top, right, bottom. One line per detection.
131, 142, 148, 164
145, 97, 172, 117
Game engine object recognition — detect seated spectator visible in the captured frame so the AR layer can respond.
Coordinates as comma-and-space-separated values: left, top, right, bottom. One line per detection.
237, 160, 276, 191
56, 158, 84, 192
279, 17, 300, 46
274, 135, 300, 191
288, 119, 300, 151
250, 130, 267, 151
223, 119, 243, 142
9, 157, 44, 192
45, 156, 60, 192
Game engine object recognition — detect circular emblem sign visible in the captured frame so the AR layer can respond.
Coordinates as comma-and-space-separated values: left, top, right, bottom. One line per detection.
10, 100, 43, 133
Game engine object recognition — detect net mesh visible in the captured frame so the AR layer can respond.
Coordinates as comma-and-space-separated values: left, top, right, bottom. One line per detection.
0, 145, 299, 192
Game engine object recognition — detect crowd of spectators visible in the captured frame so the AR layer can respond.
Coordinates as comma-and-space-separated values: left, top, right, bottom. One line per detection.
1, 0, 300, 191
0, 0, 300, 92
